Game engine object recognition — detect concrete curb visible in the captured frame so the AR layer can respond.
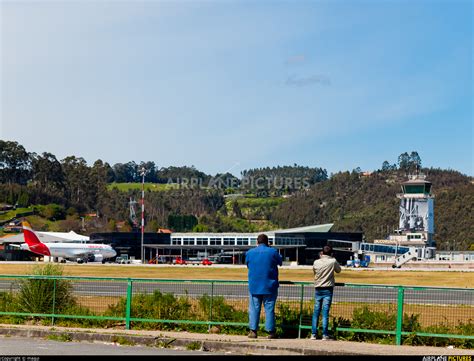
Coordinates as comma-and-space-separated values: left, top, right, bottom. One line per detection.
0, 326, 355, 355
0, 325, 472, 355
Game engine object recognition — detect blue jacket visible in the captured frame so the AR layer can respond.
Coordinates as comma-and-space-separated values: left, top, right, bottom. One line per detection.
245, 244, 283, 295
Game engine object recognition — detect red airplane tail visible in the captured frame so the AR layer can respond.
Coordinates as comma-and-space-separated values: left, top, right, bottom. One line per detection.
22, 221, 51, 256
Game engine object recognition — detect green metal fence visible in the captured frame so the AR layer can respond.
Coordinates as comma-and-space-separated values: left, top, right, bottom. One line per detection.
0, 275, 472, 346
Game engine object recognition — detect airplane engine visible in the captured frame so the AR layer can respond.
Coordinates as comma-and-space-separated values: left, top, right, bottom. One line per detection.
89, 254, 104, 263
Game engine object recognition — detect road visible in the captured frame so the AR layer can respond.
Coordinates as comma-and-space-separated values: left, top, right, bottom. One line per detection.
0, 336, 223, 355
0, 280, 472, 306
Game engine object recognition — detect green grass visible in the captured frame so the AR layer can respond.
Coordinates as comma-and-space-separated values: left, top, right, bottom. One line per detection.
186, 341, 202, 350
107, 183, 180, 192
234, 197, 285, 208
0, 207, 33, 222
112, 336, 136, 346
46, 333, 73, 342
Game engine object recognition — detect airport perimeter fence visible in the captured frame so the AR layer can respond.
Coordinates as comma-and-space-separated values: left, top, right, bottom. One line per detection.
0, 275, 472, 346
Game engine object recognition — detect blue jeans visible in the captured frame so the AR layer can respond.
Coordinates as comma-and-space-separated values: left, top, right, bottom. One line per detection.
311, 288, 333, 336
248, 291, 278, 332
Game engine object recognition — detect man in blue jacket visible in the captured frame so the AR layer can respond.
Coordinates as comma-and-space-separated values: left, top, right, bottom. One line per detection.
245, 233, 283, 339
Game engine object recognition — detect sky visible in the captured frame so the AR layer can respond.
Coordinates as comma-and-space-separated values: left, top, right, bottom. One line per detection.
1, 0, 473, 177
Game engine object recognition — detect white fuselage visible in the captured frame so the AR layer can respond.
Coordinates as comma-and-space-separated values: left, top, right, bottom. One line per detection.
20, 242, 116, 260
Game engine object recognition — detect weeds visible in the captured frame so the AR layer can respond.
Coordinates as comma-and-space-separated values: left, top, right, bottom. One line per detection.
47, 333, 72, 342
111, 335, 136, 346
186, 341, 202, 351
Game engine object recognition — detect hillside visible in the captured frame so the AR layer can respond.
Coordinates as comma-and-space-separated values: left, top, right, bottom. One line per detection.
270, 169, 474, 250
1, 141, 473, 250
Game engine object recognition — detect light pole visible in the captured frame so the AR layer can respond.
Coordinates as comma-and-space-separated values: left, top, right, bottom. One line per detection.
140, 167, 146, 264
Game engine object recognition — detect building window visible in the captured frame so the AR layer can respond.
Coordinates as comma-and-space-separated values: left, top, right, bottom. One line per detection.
223, 238, 235, 246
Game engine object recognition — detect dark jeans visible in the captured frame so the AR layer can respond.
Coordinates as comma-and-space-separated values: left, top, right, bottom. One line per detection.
311, 288, 334, 336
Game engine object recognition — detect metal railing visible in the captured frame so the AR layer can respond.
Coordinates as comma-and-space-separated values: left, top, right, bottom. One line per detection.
0, 275, 472, 346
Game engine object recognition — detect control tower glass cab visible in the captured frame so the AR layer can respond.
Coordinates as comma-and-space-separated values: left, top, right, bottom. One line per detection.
397, 174, 435, 248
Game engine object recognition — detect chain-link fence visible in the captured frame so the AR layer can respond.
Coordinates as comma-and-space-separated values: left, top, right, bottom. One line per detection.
0, 275, 472, 345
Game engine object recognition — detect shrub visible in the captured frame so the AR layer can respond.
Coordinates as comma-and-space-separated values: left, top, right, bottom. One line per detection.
38, 204, 65, 221
0, 291, 25, 324
276, 303, 312, 338
105, 290, 193, 331
193, 294, 247, 334
50, 304, 108, 328
16, 264, 76, 314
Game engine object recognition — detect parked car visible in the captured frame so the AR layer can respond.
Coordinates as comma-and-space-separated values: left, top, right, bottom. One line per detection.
201, 258, 213, 266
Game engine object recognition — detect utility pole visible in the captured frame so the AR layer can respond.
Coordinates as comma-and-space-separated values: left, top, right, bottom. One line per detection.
140, 167, 146, 264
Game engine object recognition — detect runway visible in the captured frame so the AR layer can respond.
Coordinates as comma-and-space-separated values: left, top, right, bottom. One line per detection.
0, 279, 472, 306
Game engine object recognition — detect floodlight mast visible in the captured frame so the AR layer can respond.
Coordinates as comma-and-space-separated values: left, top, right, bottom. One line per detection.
140, 167, 147, 264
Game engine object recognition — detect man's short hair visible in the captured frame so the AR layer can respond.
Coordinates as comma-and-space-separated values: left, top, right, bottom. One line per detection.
322, 245, 333, 256
257, 234, 269, 245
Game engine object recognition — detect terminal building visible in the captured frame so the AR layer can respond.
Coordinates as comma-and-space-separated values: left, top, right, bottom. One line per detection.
0, 223, 363, 265
90, 224, 363, 265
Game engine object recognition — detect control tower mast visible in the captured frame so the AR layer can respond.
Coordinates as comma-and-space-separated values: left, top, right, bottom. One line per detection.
365, 172, 437, 267
396, 173, 435, 250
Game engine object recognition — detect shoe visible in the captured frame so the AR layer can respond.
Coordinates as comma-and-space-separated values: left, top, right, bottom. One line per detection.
310, 334, 317, 340
267, 332, 277, 339
248, 330, 257, 339
321, 335, 333, 341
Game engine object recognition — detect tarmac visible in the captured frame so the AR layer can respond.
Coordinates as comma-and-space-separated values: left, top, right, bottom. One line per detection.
0, 324, 472, 356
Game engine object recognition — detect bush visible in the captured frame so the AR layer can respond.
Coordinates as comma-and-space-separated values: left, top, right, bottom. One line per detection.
194, 294, 247, 334
0, 291, 25, 324
404, 320, 474, 348
333, 306, 473, 349
51, 304, 108, 328
38, 204, 66, 221
17, 264, 76, 314
277, 303, 312, 338
105, 290, 193, 331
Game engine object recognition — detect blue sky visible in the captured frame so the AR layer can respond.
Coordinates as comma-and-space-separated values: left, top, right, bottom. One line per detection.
1, 0, 472, 176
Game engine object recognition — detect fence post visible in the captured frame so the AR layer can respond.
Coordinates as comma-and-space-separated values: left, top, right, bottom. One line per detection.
126, 279, 133, 330
209, 281, 214, 332
396, 286, 405, 346
51, 278, 56, 326
298, 283, 305, 339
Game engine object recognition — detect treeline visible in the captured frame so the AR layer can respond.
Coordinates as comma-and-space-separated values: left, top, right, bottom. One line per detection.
0, 141, 326, 191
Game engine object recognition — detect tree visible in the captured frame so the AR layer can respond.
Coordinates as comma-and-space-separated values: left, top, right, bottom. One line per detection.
232, 201, 243, 218
112, 162, 138, 183
61, 156, 90, 206
409, 151, 422, 172
89, 159, 112, 211
0, 140, 32, 184
397, 152, 410, 172
139, 161, 158, 183
31, 152, 65, 195
145, 219, 159, 232
381, 161, 391, 172
16, 192, 29, 207
39, 204, 66, 221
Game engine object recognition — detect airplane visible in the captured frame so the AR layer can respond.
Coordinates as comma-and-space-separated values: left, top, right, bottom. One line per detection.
14, 221, 117, 264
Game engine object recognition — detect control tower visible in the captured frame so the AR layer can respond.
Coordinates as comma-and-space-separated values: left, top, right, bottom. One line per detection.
396, 174, 435, 248
364, 173, 436, 267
